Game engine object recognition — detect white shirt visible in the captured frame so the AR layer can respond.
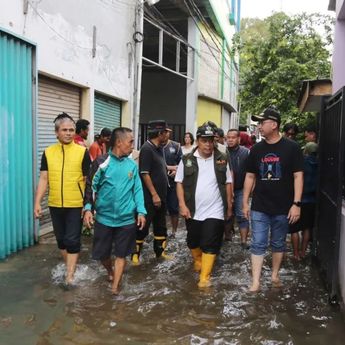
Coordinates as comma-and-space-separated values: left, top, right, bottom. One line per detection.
216, 143, 227, 153
175, 149, 232, 221
181, 145, 194, 155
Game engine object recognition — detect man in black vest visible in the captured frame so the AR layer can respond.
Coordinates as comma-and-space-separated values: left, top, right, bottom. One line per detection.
175, 124, 233, 288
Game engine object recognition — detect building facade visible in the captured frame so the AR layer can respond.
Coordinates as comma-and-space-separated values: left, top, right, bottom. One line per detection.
0, 0, 241, 257
0, 0, 137, 250
139, 0, 241, 144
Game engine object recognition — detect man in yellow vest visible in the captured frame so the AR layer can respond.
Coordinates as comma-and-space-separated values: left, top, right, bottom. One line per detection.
34, 113, 91, 285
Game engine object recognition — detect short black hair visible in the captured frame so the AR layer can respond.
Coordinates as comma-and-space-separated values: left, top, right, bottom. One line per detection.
183, 132, 194, 145
76, 119, 90, 134
100, 127, 112, 137
148, 131, 160, 139
227, 129, 240, 137
110, 127, 132, 149
283, 123, 299, 134
305, 124, 317, 133
217, 128, 225, 137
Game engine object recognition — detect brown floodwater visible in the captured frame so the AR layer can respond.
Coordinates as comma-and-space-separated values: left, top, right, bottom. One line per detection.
0, 225, 344, 345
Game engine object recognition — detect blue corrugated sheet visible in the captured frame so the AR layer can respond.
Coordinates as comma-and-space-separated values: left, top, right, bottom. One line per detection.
0, 30, 35, 259
94, 93, 121, 135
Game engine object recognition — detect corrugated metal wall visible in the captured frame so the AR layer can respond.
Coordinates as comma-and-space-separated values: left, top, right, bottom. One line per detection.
0, 30, 35, 259
38, 75, 81, 229
94, 93, 121, 135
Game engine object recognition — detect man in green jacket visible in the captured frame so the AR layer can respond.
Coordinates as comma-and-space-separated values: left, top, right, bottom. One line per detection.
83, 127, 146, 295
175, 124, 233, 288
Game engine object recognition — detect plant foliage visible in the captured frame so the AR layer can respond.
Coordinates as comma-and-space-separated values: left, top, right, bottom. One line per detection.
234, 12, 334, 128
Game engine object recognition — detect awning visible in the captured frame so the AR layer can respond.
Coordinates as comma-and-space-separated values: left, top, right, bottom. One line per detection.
297, 79, 332, 112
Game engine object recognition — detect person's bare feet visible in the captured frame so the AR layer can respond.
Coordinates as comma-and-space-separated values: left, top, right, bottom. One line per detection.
111, 285, 120, 295
271, 278, 283, 288
249, 281, 260, 292
65, 274, 75, 285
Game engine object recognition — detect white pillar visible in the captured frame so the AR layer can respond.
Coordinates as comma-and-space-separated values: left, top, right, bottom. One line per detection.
186, 17, 198, 135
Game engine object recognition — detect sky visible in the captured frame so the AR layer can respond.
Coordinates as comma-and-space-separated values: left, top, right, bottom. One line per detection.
241, 0, 333, 18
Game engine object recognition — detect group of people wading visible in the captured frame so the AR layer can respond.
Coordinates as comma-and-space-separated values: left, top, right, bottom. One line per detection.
35, 105, 313, 294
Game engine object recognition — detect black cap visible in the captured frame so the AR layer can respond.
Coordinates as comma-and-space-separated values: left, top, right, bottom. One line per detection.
196, 124, 216, 138
251, 106, 281, 125
100, 127, 112, 137
148, 120, 171, 133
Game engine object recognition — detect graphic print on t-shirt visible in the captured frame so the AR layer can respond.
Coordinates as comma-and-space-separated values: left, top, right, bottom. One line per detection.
259, 153, 282, 180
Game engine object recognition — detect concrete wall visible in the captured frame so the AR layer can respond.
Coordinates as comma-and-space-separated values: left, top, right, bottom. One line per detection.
332, 19, 345, 93
0, 0, 136, 134
332, 0, 345, 93
140, 71, 186, 125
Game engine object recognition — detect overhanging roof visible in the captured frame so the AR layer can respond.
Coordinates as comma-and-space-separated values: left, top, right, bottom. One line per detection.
297, 79, 332, 112
198, 93, 237, 113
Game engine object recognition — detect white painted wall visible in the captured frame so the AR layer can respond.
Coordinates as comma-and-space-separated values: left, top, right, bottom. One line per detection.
0, 0, 136, 129
331, 0, 345, 93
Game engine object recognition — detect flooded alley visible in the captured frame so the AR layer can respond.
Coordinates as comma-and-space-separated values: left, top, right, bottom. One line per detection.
0, 225, 344, 345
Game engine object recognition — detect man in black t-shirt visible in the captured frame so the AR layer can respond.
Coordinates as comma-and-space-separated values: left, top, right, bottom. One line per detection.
243, 106, 304, 292
131, 120, 170, 264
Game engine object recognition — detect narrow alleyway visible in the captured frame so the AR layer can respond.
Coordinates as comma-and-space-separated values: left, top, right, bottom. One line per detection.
0, 222, 344, 345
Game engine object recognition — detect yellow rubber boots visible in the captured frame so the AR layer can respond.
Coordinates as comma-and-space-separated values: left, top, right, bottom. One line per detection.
198, 253, 216, 288
190, 248, 202, 272
131, 240, 144, 265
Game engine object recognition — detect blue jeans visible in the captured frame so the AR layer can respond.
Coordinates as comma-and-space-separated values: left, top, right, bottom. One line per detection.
250, 210, 289, 255
234, 189, 249, 229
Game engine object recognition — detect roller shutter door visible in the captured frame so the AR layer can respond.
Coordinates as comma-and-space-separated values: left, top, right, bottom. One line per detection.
38, 75, 81, 229
94, 93, 121, 135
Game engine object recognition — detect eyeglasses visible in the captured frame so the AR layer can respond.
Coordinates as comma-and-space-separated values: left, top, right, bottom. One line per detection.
258, 119, 274, 126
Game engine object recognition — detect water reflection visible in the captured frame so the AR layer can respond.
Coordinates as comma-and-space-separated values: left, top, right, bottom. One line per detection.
0, 227, 344, 344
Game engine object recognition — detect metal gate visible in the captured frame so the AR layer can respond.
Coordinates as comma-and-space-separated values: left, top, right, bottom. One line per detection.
0, 29, 36, 259
94, 93, 121, 135
315, 88, 345, 300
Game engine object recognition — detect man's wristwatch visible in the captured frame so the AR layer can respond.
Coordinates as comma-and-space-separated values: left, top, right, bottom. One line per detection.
292, 201, 301, 207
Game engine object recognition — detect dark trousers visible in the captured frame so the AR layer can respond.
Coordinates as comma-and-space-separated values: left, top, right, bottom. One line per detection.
136, 202, 167, 241
49, 207, 82, 254
186, 218, 224, 254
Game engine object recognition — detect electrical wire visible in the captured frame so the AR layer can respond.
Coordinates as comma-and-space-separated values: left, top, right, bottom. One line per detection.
143, 3, 230, 76
28, 1, 92, 49
188, 0, 224, 51
183, 0, 232, 80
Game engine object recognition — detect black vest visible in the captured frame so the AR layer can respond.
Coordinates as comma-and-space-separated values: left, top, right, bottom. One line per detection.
182, 148, 228, 217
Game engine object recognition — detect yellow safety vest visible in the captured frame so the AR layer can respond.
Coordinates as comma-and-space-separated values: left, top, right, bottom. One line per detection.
45, 142, 86, 208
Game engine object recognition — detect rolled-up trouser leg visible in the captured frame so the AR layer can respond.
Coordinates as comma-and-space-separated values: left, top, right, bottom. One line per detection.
63, 208, 83, 254
50, 207, 82, 253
